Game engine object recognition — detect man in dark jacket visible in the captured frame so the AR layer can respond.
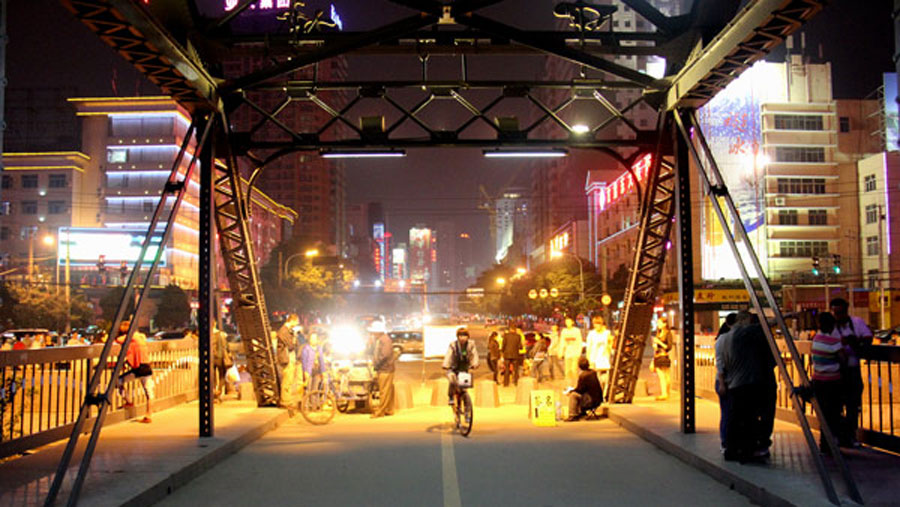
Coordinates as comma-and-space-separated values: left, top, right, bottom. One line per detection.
566, 357, 603, 421
275, 314, 299, 405
370, 321, 395, 418
501, 323, 523, 387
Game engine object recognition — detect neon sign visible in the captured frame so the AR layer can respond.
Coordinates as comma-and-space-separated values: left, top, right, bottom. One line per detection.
225, 0, 290, 11
330, 5, 343, 30
599, 153, 653, 211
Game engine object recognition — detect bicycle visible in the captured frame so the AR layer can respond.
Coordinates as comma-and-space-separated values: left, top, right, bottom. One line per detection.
450, 370, 474, 436
300, 361, 378, 425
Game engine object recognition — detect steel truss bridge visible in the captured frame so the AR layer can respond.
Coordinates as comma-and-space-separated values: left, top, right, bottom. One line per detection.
41, 1, 863, 505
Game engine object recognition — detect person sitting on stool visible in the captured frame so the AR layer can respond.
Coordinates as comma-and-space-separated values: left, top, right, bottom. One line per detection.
566, 357, 603, 421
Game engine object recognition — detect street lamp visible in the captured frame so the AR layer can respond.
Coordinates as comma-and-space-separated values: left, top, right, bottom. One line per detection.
496, 277, 506, 286
283, 249, 320, 281
550, 250, 585, 301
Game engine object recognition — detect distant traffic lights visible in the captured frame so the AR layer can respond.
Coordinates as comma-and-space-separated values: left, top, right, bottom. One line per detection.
832, 254, 841, 274
812, 255, 820, 276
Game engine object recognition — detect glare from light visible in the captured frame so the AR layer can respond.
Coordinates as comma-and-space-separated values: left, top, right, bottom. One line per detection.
305, 249, 319, 257
483, 149, 567, 158
423, 313, 433, 324
399, 280, 406, 288
352, 279, 360, 288
550, 250, 563, 259
572, 124, 590, 134
496, 277, 506, 285
42, 235, 55, 246
321, 150, 406, 159
516, 267, 527, 275
374, 280, 383, 288
330, 324, 365, 356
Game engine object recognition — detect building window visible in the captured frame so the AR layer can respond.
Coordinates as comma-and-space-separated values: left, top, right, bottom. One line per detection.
864, 174, 877, 192
107, 149, 128, 163
1, 175, 11, 189
778, 210, 798, 225
0, 202, 10, 216
776, 178, 826, 194
0, 227, 8, 241
774, 146, 826, 163
866, 236, 880, 256
774, 114, 824, 131
22, 201, 38, 215
839, 117, 850, 133
868, 269, 879, 289
48, 201, 66, 214
779, 240, 829, 257
49, 174, 67, 188
21, 175, 39, 188
865, 204, 879, 224
808, 209, 827, 225
143, 200, 155, 212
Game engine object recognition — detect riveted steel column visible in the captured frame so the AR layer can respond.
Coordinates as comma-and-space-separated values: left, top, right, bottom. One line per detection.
198, 118, 215, 437
674, 109, 695, 434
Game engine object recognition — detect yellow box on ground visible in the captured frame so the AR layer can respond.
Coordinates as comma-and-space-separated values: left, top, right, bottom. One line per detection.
530, 389, 557, 427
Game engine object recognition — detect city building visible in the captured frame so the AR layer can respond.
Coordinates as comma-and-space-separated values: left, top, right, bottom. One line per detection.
0, 96, 297, 292
857, 151, 899, 328
223, 40, 348, 254
3, 87, 80, 152
494, 188, 528, 264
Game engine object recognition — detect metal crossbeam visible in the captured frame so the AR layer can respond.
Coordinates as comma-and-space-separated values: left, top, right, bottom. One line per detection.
607, 113, 677, 404
61, 0, 217, 112
664, 0, 824, 110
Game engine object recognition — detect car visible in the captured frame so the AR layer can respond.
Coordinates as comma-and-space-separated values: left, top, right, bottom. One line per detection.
388, 330, 423, 355
152, 330, 187, 340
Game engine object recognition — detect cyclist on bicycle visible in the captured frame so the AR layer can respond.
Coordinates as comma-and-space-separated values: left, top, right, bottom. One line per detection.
442, 327, 480, 405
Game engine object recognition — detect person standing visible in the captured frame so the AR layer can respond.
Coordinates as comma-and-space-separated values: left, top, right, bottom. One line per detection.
300, 332, 326, 393
501, 322, 523, 387
560, 317, 584, 387
547, 323, 563, 381
715, 313, 738, 450
585, 316, 612, 391
811, 312, 846, 454
829, 297, 872, 447
275, 314, 299, 406
651, 318, 673, 401
213, 324, 234, 402
115, 321, 154, 423
487, 331, 501, 383
370, 321, 395, 418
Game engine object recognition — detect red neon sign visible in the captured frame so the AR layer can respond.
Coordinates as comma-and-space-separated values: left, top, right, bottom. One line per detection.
601, 153, 653, 211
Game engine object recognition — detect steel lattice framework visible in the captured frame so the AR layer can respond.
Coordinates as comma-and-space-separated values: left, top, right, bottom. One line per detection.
47, 1, 863, 505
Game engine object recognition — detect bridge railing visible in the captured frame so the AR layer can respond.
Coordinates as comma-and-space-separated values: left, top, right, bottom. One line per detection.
0, 339, 198, 459
696, 335, 900, 452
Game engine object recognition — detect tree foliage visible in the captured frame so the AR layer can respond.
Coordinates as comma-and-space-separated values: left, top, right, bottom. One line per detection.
99, 287, 135, 322
154, 284, 191, 330
0, 282, 94, 331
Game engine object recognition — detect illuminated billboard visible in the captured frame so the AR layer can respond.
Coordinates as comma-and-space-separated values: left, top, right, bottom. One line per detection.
885, 73, 898, 150
696, 61, 772, 280
409, 227, 432, 281
598, 153, 653, 211
58, 228, 166, 267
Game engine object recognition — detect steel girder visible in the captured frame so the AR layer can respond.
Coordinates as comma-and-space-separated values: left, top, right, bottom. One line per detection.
664, 0, 825, 110
213, 114, 281, 407
61, 0, 218, 112
607, 114, 677, 405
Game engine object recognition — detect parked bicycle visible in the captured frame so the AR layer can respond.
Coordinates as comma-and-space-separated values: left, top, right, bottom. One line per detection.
301, 359, 379, 425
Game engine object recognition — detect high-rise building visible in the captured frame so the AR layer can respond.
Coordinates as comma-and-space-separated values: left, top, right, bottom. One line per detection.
3, 87, 80, 152
408, 226, 433, 283
494, 188, 528, 264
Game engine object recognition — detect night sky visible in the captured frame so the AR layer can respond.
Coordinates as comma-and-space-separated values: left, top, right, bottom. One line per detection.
5, 0, 896, 271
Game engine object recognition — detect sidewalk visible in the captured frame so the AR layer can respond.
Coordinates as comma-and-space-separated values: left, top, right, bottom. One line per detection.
0, 400, 288, 507
608, 395, 900, 506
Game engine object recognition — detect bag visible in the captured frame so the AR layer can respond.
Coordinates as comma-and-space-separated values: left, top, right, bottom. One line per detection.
654, 355, 671, 368
457, 372, 472, 388
226, 364, 240, 383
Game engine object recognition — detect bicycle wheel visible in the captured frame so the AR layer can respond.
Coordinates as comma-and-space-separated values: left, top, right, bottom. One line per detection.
458, 391, 473, 436
301, 389, 336, 425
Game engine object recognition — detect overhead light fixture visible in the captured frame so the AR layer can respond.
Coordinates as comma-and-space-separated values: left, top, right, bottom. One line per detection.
572, 124, 590, 134
483, 149, 567, 158
321, 149, 406, 159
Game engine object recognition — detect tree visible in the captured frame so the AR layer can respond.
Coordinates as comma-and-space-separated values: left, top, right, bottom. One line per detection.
99, 287, 135, 322
154, 284, 191, 330
0, 282, 94, 331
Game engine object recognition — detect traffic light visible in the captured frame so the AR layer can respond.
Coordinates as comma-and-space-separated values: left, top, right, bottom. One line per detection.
811, 255, 820, 276
832, 254, 841, 274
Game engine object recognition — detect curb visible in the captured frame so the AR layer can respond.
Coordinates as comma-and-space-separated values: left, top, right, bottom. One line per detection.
607, 409, 795, 507
121, 409, 291, 507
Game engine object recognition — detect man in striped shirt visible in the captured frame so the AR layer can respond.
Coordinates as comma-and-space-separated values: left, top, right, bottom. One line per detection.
811, 312, 845, 453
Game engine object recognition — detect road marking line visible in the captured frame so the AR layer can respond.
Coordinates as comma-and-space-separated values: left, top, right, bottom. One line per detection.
441, 423, 462, 507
